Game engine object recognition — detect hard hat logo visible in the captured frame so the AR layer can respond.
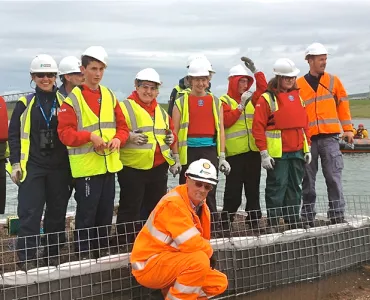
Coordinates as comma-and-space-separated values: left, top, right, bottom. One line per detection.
41, 64, 51, 68
199, 169, 211, 176
203, 162, 210, 169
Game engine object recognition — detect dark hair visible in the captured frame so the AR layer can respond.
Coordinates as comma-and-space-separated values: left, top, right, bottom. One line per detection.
59, 75, 66, 83
81, 55, 102, 68
267, 76, 298, 94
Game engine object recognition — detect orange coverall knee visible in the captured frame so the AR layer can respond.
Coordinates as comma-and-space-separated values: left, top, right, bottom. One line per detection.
133, 250, 228, 299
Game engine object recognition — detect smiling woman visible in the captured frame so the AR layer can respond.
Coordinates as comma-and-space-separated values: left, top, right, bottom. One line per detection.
7, 54, 72, 271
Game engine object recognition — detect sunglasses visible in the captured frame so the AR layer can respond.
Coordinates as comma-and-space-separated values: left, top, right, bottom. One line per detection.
194, 180, 213, 191
35, 73, 57, 78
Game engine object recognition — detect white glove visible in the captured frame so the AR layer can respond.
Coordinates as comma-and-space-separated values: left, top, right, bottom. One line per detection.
11, 163, 22, 185
169, 153, 182, 177
304, 147, 312, 164
260, 150, 275, 170
237, 90, 254, 111
129, 130, 148, 145
165, 130, 174, 146
219, 152, 231, 175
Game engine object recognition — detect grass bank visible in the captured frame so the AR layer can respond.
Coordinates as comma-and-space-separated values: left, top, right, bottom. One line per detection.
349, 99, 370, 118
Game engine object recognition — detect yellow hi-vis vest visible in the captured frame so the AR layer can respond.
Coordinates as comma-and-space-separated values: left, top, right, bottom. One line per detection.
64, 86, 122, 178
119, 99, 175, 170
262, 92, 310, 158
10, 93, 65, 182
220, 94, 258, 157
175, 93, 221, 166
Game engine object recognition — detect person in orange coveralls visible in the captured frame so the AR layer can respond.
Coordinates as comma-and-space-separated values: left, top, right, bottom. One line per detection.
130, 158, 228, 300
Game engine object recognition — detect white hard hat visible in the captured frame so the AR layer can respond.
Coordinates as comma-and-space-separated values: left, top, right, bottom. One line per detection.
187, 53, 207, 68
187, 59, 211, 77
58, 56, 82, 75
135, 68, 161, 84
305, 43, 328, 58
82, 46, 108, 67
273, 58, 300, 77
228, 64, 249, 78
30, 54, 58, 73
187, 54, 215, 73
185, 159, 218, 185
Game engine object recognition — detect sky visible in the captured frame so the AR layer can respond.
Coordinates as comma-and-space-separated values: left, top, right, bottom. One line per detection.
1, 0, 370, 102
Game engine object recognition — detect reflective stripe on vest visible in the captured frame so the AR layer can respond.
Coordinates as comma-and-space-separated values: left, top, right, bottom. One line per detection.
145, 211, 200, 249
19, 93, 64, 182
176, 93, 221, 165
220, 94, 258, 157
304, 74, 335, 105
119, 99, 174, 169
297, 73, 351, 135
262, 92, 309, 158
64, 86, 122, 178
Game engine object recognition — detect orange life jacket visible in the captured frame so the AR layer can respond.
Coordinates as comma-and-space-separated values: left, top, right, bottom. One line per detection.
297, 72, 352, 136
130, 184, 213, 273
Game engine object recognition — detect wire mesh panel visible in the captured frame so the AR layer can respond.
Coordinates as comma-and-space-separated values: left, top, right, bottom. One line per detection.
0, 197, 370, 299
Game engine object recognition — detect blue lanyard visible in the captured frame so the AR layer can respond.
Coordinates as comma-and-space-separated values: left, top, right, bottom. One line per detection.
37, 96, 57, 129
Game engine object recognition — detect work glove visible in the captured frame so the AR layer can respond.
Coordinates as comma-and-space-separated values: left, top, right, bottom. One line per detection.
210, 253, 217, 269
129, 130, 148, 145
169, 153, 182, 177
260, 150, 275, 170
304, 146, 312, 164
219, 152, 231, 175
241, 56, 258, 74
237, 90, 253, 111
11, 163, 22, 185
165, 129, 174, 146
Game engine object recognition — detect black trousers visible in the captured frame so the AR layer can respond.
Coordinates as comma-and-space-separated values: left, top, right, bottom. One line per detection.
116, 163, 168, 245
74, 173, 115, 253
222, 151, 262, 223
179, 146, 218, 213
0, 159, 6, 214
17, 163, 71, 262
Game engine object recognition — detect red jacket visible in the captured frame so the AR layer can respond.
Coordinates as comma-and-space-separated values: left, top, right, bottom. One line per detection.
253, 90, 310, 153
0, 97, 8, 142
223, 71, 268, 128
127, 91, 177, 167
57, 84, 129, 147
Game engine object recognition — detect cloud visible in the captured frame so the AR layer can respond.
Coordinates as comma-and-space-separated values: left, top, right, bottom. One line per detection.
1, 0, 370, 101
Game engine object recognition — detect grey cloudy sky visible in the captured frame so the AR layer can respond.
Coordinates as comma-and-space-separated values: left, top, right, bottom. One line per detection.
1, 0, 370, 102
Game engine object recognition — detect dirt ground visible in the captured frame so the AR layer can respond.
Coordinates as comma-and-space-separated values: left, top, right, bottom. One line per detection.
242, 267, 370, 300
323, 266, 370, 300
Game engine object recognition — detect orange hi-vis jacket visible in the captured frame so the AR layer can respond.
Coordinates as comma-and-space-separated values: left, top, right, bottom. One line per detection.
297, 72, 352, 136
130, 184, 213, 272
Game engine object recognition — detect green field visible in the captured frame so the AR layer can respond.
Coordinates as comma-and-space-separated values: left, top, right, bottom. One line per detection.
348, 99, 370, 118
5, 99, 370, 119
